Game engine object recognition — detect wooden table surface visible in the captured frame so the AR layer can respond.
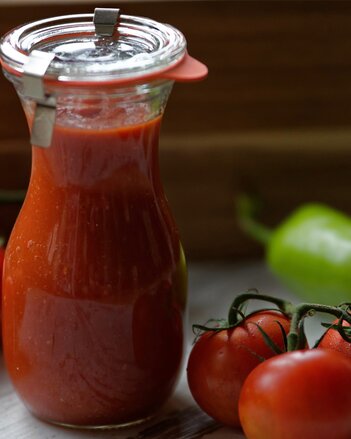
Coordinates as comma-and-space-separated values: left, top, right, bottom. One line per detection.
0, 261, 322, 439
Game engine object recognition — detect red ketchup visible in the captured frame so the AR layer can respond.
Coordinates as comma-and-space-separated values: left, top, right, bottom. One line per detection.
2, 115, 186, 427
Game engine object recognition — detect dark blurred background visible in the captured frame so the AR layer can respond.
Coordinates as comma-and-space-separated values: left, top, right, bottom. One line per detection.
1, 0, 351, 259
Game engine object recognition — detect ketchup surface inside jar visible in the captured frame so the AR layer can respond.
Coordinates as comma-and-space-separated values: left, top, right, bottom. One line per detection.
3, 102, 186, 427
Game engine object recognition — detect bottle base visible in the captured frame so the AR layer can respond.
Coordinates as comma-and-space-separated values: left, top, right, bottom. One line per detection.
39, 414, 154, 430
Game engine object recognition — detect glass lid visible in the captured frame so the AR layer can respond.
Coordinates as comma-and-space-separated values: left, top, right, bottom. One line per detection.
0, 12, 187, 83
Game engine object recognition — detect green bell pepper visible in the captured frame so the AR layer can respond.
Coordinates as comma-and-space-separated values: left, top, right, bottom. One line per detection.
238, 196, 351, 305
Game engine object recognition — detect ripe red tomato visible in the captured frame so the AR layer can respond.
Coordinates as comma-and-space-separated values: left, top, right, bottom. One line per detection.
239, 349, 351, 439
318, 319, 351, 358
187, 310, 290, 427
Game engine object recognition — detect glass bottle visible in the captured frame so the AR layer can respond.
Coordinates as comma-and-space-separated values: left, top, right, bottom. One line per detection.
0, 9, 207, 428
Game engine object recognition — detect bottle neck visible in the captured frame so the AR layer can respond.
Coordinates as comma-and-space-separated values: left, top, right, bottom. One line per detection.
30, 115, 163, 192
20, 80, 172, 191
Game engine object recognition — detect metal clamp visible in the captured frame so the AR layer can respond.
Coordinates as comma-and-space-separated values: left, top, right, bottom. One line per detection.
23, 50, 56, 148
94, 8, 120, 36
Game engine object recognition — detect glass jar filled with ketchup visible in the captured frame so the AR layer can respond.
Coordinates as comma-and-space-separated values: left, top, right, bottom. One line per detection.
0, 9, 207, 428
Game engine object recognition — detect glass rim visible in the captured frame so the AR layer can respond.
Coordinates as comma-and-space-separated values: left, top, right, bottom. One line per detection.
0, 13, 187, 85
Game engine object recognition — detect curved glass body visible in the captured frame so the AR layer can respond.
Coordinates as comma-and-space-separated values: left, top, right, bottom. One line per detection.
2, 79, 187, 428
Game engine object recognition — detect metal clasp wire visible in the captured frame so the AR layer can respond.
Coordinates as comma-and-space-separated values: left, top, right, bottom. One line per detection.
22, 50, 56, 148
94, 8, 120, 36
21, 9, 120, 147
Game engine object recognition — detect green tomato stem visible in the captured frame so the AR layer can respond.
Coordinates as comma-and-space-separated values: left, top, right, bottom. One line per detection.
228, 292, 294, 326
287, 303, 351, 351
